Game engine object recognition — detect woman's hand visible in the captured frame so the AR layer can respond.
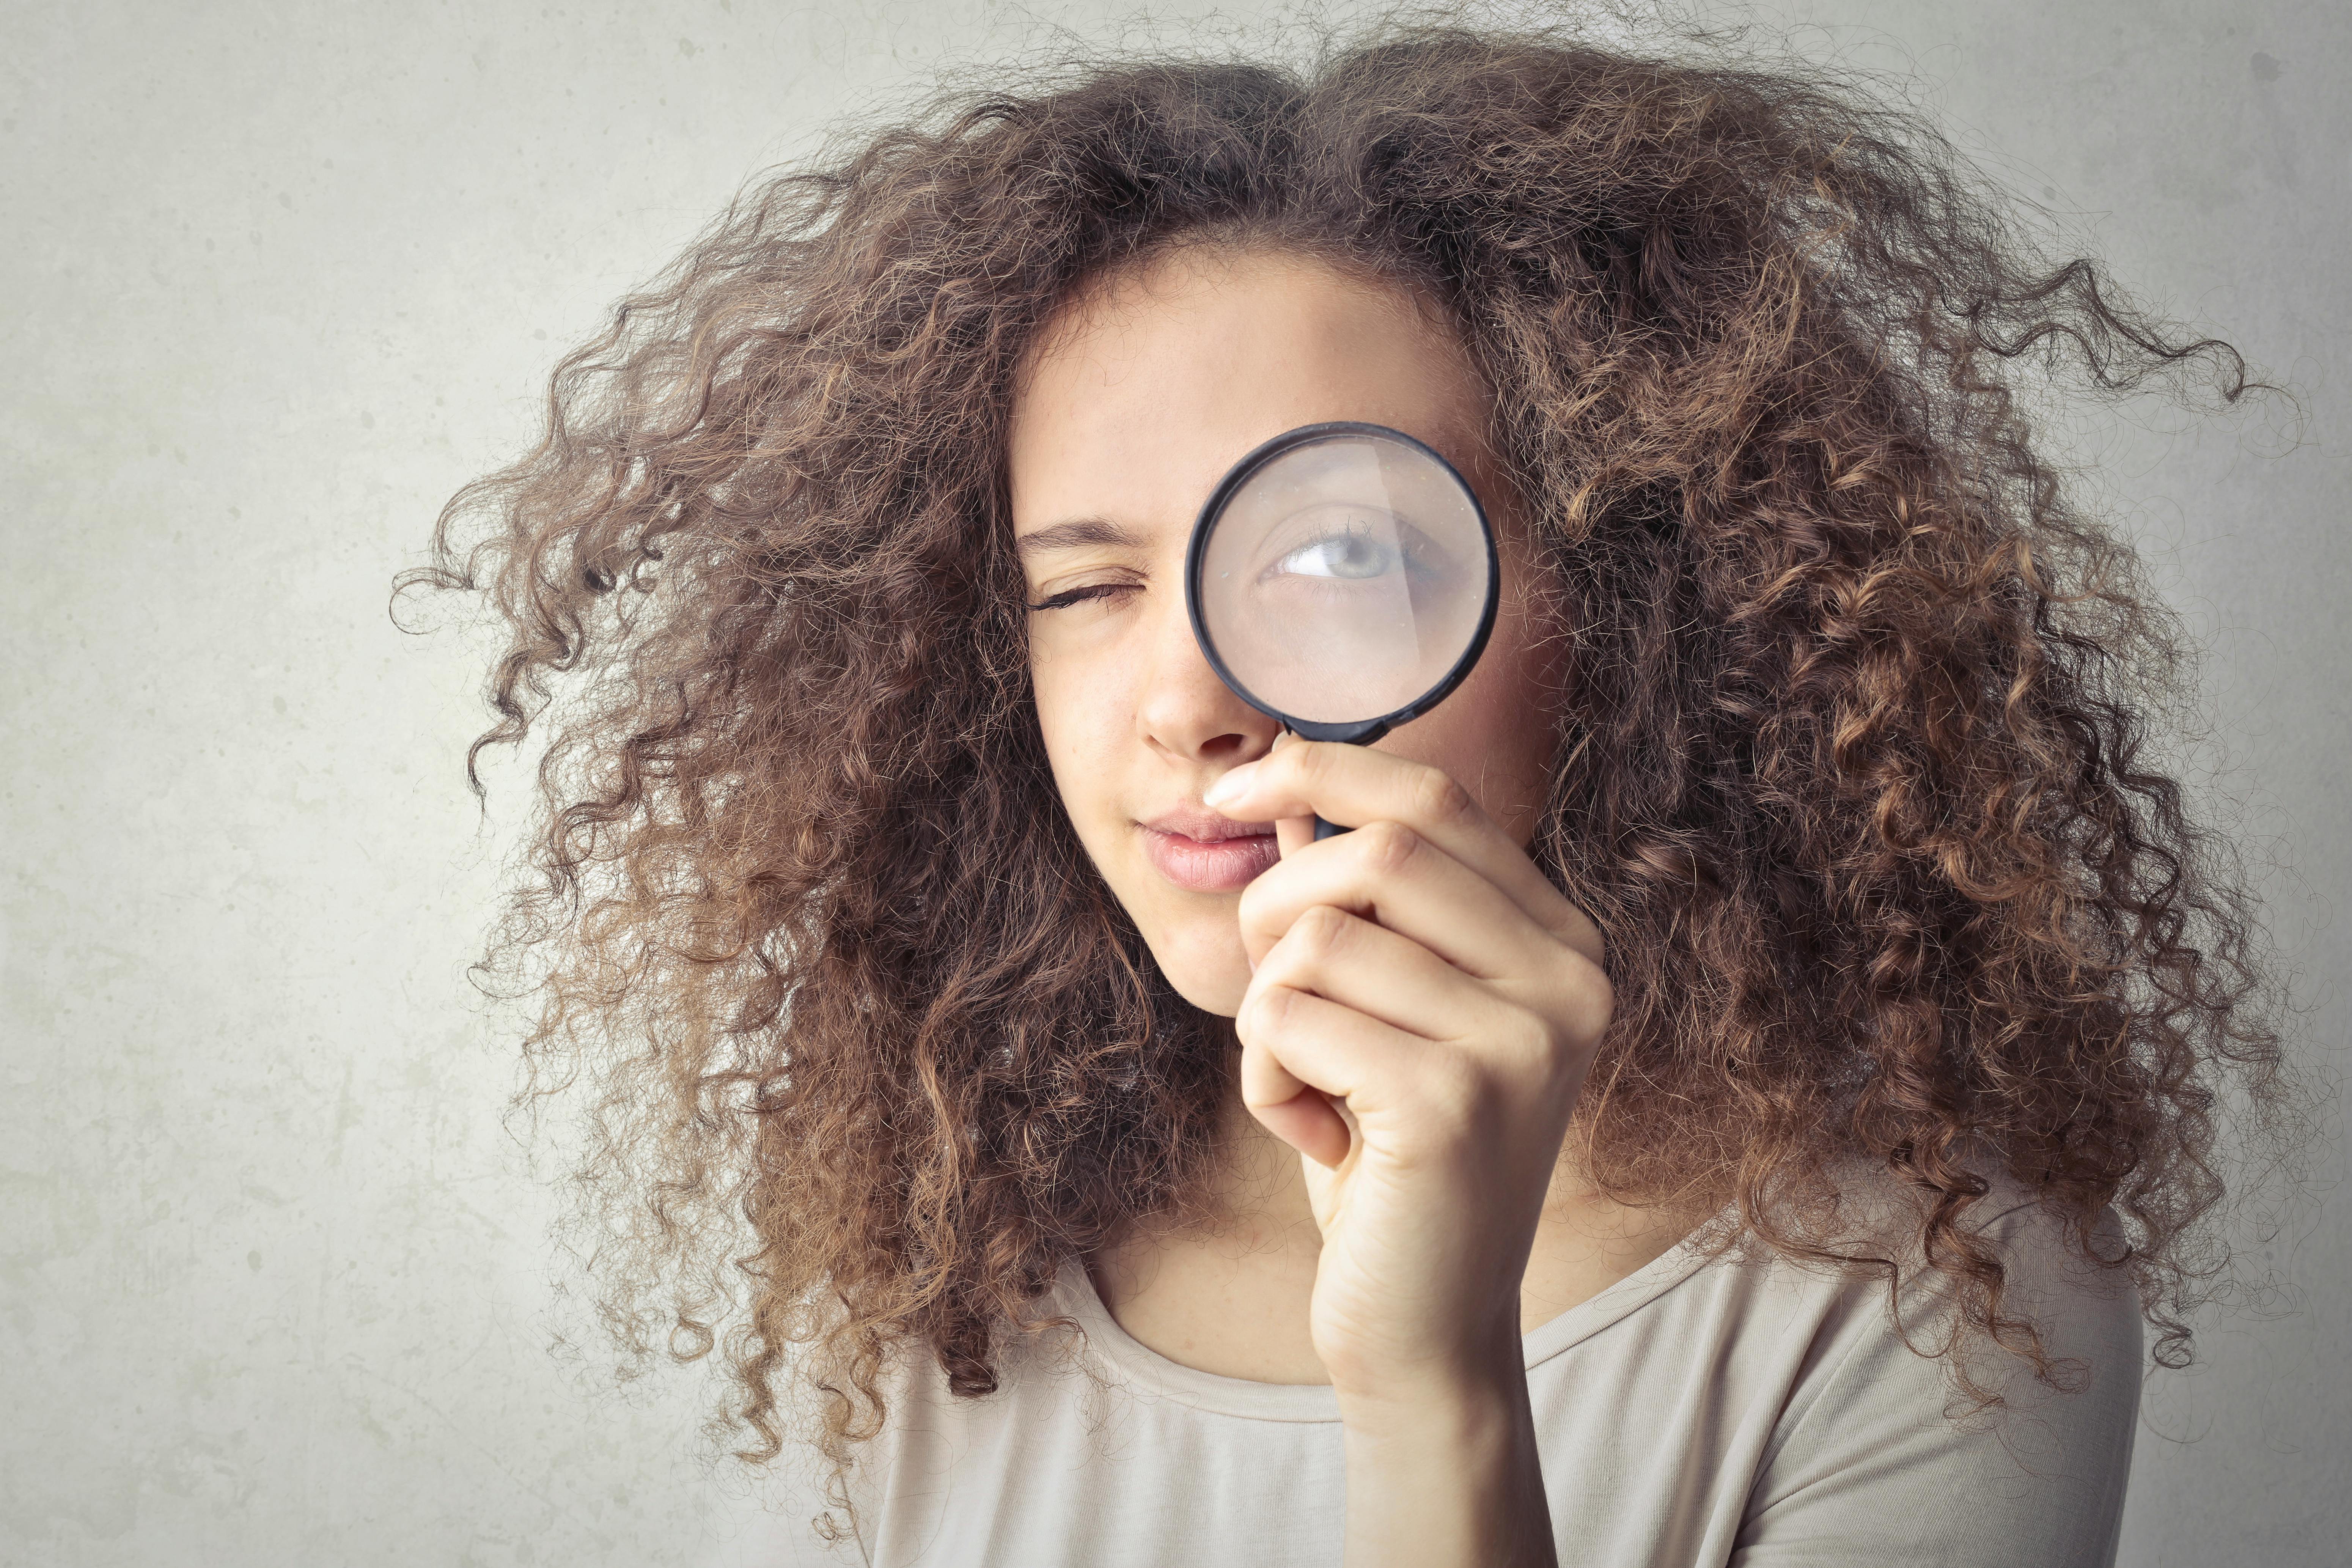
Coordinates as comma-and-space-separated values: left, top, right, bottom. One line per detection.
1206, 737, 1611, 1389
1203, 738, 1611, 1566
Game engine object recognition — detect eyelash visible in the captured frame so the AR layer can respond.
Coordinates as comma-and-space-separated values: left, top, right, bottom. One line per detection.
1026, 582, 1137, 612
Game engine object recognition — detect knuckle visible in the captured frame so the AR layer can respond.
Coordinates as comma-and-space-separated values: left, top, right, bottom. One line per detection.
1503, 1005, 1556, 1062
1477, 1003, 1563, 1088
1409, 768, 1477, 829
1576, 970, 1616, 1040
1294, 902, 1353, 958
1246, 984, 1297, 1038
1554, 959, 1615, 1044
1357, 819, 1423, 876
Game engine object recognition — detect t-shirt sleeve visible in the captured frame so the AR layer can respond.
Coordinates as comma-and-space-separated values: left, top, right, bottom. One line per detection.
1732, 1202, 2143, 1568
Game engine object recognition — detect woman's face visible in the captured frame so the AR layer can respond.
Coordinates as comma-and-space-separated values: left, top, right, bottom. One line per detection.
1009, 248, 1561, 1016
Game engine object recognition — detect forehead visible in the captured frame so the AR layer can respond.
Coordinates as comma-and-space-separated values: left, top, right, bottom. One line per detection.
1006, 249, 1491, 536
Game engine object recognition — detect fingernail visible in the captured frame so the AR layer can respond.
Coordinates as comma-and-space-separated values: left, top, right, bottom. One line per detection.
1204, 763, 1257, 807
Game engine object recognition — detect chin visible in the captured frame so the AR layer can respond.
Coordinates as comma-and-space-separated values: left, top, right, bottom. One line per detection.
1142, 919, 1252, 1018
1165, 973, 1247, 1019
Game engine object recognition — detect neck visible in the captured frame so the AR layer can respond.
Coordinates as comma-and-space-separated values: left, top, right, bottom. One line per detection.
1183, 1084, 1616, 1233
1199, 1082, 1322, 1226
1089, 1081, 1332, 1382
1085, 1076, 1694, 1385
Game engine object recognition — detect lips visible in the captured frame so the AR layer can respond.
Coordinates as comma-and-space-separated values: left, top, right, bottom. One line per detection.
1140, 808, 1280, 893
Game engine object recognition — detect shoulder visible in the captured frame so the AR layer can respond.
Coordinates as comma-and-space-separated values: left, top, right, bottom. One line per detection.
1746, 1161, 2145, 1425
1725, 1170, 2143, 1567
1814, 1162, 2144, 1377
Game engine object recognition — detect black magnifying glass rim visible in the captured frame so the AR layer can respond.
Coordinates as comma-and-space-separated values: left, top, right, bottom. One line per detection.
1184, 420, 1502, 747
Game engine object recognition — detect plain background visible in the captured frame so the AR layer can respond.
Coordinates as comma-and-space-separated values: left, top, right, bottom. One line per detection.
3, 1, 2344, 1563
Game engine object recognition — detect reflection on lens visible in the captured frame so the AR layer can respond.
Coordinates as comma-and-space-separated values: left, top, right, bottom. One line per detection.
1194, 428, 1491, 727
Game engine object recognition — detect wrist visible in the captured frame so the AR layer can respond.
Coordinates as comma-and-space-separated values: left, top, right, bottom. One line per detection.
1328, 1337, 1526, 1434
1322, 1312, 1525, 1413
1334, 1354, 1556, 1568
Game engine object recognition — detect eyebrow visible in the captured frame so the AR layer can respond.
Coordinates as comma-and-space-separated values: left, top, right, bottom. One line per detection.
1013, 517, 1148, 556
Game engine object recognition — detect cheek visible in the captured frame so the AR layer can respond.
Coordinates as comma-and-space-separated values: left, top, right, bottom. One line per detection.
1031, 636, 1130, 828
1382, 571, 1562, 843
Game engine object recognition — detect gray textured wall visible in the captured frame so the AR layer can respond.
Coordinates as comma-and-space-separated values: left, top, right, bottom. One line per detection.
4, 2, 2344, 1563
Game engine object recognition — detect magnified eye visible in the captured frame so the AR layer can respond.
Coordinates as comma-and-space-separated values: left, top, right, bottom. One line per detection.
1256, 503, 1440, 589
1273, 525, 1398, 580
1187, 424, 1495, 730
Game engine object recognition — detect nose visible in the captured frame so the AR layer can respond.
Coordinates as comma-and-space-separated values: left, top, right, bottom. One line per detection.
1135, 578, 1279, 767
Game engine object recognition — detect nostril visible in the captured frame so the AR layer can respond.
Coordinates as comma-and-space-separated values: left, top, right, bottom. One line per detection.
1200, 732, 1251, 759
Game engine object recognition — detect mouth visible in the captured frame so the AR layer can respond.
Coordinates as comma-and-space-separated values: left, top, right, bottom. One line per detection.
1138, 808, 1280, 893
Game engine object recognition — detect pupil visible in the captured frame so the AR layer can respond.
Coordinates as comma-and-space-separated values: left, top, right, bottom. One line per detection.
1325, 533, 1387, 578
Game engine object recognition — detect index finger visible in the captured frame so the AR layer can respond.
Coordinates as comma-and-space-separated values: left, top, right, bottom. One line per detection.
1206, 740, 1602, 964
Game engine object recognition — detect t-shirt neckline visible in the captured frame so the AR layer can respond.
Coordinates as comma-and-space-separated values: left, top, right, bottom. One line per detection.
1054, 1216, 1729, 1424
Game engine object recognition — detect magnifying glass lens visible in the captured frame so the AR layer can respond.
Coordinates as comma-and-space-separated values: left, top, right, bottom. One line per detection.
1195, 429, 1492, 728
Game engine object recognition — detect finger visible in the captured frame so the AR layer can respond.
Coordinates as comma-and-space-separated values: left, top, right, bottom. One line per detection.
1234, 984, 1352, 1167
1243, 903, 1520, 1048
1237, 981, 1429, 1120
1238, 818, 1570, 985
1266, 731, 1317, 859
1273, 814, 1317, 858
1253, 1088, 1352, 1170
1208, 741, 1601, 963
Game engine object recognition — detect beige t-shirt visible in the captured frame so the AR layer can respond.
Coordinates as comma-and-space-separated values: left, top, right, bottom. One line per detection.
729, 1196, 2141, 1566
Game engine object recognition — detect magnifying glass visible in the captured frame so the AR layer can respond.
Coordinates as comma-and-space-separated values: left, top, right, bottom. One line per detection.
1185, 421, 1500, 841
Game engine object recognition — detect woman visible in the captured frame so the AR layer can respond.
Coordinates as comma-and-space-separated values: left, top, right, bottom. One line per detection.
407, 22, 2288, 1567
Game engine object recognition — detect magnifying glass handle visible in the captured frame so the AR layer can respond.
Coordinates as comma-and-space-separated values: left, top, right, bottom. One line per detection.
1293, 725, 1365, 841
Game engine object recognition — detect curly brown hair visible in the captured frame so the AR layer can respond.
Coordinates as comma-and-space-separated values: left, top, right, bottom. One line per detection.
399, 19, 2294, 1482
